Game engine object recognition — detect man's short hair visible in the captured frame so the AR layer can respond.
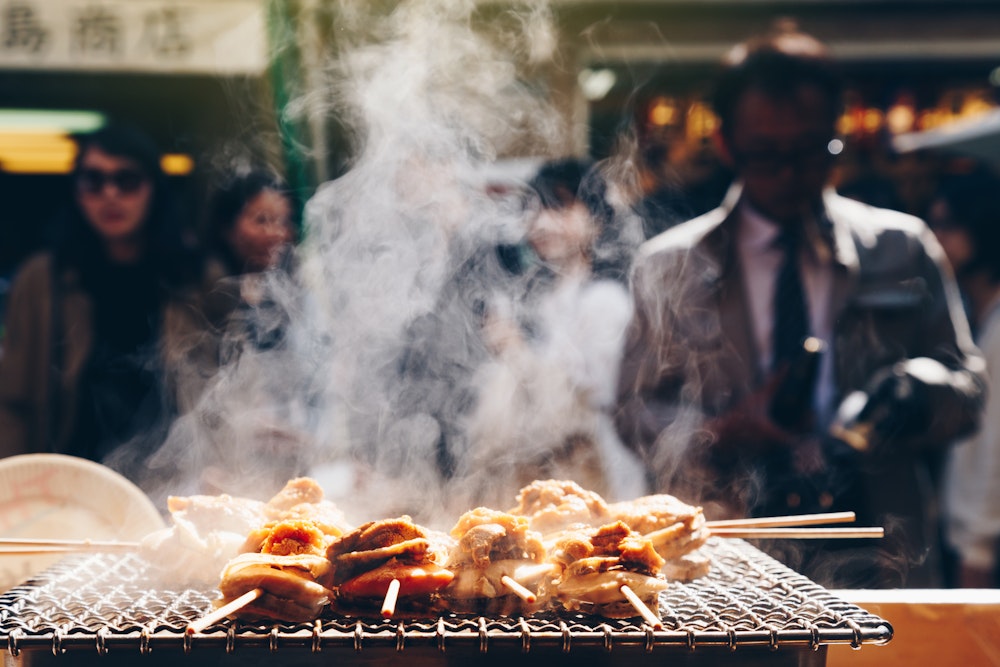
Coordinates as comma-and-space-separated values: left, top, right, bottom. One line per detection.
711, 20, 843, 140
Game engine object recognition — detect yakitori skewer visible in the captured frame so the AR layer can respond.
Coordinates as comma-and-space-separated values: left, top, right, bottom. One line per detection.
381, 578, 401, 619
705, 511, 856, 529
706, 527, 884, 539
187, 588, 264, 634
619, 584, 663, 629
0, 538, 140, 553
500, 575, 537, 604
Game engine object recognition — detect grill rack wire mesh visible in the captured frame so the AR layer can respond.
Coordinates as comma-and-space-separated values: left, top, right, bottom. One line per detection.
0, 538, 892, 657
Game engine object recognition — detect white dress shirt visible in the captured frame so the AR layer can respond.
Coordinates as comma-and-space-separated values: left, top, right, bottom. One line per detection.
944, 294, 1000, 571
736, 202, 836, 424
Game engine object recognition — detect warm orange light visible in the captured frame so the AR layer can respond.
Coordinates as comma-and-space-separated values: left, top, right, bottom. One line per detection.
886, 103, 916, 135
960, 96, 994, 119
161, 153, 195, 175
0, 131, 77, 173
685, 101, 718, 140
648, 97, 677, 127
862, 108, 884, 134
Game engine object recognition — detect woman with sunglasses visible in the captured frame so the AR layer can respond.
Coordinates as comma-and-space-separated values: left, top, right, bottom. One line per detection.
0, 123, 210, 483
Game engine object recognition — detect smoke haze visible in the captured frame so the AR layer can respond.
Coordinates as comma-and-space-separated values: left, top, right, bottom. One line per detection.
137, 0, 648, 529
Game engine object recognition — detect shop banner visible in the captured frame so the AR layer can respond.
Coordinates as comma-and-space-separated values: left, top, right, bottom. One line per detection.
0, 0, 266, 74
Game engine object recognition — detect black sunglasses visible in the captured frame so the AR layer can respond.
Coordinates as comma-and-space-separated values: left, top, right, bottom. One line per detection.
76, 168, 148, 195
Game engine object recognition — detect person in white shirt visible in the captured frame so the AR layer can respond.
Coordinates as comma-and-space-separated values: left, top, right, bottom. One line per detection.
930, 169, 1000, 588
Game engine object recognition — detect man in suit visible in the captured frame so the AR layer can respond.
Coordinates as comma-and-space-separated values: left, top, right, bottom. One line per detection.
614, 24, 985, 587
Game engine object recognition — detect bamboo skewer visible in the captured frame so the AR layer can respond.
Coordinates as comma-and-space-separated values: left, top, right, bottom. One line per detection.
0, 538, 139, 553
500, 575, 537, 604
381, 579, 401, 619
187, 588, 264, 634
705, 511, 856, 529
707, 527, 884, 539
620, 585, 663, 629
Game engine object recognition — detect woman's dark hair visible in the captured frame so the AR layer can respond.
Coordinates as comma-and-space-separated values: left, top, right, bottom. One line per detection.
711, 21, 843, 142
208, 168, 299, 275
56, 122, 200, 289
525, 157, 630, 282
934, 168, 1000, 282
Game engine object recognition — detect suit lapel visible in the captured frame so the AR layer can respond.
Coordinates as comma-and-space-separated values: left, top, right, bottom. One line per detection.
702, 207, 762, 395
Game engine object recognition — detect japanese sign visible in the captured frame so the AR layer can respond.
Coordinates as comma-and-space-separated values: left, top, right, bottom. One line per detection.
0, 0, 266, 74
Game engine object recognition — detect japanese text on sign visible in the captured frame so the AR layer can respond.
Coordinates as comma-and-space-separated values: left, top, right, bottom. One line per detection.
0, 0, 265, 74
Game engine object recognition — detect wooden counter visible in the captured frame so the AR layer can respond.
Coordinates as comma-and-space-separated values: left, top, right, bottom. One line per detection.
827, 589, 1000, 666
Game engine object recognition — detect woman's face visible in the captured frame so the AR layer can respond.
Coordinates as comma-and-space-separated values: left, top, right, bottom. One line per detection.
226, 188, 294, 272
75, 147, 153, 243
528, 202, 596, 265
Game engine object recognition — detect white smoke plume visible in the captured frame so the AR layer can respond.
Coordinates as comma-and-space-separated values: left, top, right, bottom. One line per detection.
145, 0, 648, 529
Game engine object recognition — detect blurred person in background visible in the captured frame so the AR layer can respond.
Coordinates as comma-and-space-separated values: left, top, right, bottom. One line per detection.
614, 22, 985, 587
164, 167, 308, 499
0, 123, 209, 484
929, 168, 1000, 588
462, 158, 646, 504
205, 168, 299, 361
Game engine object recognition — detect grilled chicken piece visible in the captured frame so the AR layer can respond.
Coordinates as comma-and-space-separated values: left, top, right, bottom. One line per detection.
608, 494, 703, 534
254, 519, 331, 557
443, 508, 555, 613
449, 508, 545, 567
609, 494, 710, 563
550, 522, 668, 619
261, 477, 351, 538
143, 493, 270, 587
218, 552, 335, 622
327, 517, 454, 609
509, 479, 610, 533
662, 552, 712, 582
265, 477, 326, 512
166, 494, 268, 537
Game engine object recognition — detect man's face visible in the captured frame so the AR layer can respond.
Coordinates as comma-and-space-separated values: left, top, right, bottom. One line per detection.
724, 84, 836, 225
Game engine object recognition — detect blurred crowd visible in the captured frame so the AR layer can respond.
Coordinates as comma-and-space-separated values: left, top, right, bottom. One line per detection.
1, 22, 998, 591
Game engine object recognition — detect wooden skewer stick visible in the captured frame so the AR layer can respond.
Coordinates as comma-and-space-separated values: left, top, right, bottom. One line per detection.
500, 575, 537, 604
620, 585, 663, 629
0, 547, 138, 556
381, 578, 401, 619
187, 588, 264, 634
706, 511, 856, 529
0, 538, 140, 551
708, 527, 884, 539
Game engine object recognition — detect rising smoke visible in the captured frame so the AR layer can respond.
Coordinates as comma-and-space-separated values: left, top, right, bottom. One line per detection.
140, 0, 648, 529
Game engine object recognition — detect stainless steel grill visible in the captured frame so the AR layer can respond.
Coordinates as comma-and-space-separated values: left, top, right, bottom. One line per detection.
0, 538, 891, 665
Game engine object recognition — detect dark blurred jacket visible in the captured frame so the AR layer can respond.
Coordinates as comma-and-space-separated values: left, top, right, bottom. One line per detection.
0, 252, 224, 458
615, 185, 986, 587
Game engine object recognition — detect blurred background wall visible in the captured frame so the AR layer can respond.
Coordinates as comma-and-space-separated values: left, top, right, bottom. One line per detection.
3, 0, 1000, 292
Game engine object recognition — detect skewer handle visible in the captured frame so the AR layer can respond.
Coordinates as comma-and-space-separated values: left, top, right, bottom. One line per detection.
706, 511, 856, 529
187, 588, 264, 634
381, 578, 401, 619
500, 575, 537, 604
620, 584, 663, 629
709, 527, 884, 539
0, 538, 140, 551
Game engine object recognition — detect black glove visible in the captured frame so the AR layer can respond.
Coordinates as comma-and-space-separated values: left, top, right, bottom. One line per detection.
832, 362, 933, 454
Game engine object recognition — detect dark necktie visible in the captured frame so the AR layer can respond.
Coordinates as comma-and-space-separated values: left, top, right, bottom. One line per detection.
772, 229, 810, 370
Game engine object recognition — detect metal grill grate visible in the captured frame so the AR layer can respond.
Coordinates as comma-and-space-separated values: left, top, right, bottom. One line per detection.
0, 538, 891, 657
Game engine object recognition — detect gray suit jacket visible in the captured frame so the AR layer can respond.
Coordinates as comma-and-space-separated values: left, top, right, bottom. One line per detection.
615, 186, 986, 586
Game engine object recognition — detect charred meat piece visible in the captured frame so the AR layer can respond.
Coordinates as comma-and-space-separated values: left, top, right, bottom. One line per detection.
443, 508, 555, 614
217, 552, 335, 622
608, 494, 711, 568
549, 521, 668, 619
327, 516, 454, 612
509, 479, 610, 533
